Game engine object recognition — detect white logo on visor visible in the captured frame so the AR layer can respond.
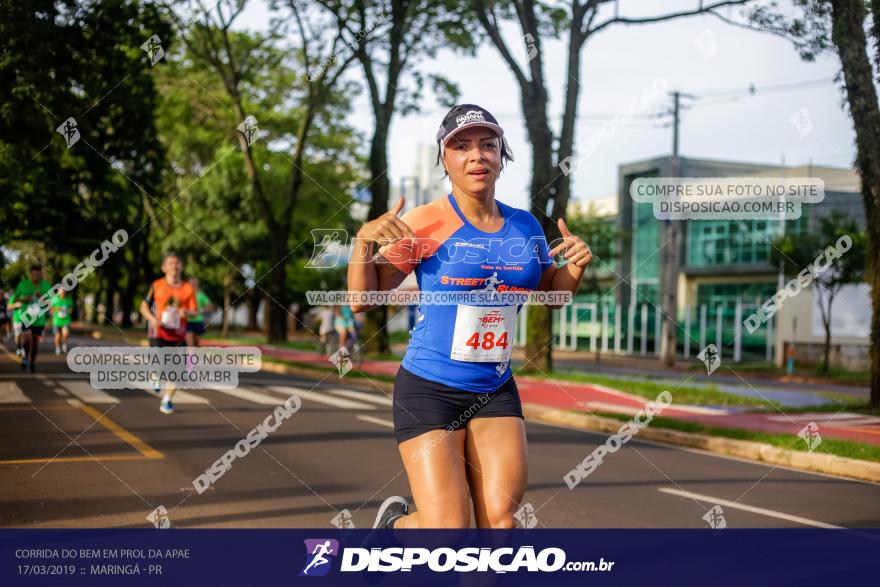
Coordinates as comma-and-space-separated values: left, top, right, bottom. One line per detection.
456, 110, 486, 127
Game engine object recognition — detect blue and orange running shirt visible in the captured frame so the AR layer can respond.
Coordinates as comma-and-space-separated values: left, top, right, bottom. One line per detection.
380, 193, 552, 392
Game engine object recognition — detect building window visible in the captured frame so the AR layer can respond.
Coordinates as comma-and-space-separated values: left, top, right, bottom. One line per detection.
687, 216, 806, 268
696, 282, 777, 312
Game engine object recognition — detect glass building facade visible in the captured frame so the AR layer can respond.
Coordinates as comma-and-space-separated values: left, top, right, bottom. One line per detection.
687, 217, 808, 268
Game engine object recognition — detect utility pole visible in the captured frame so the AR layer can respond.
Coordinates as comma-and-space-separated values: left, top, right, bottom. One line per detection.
659, 90, 693, 366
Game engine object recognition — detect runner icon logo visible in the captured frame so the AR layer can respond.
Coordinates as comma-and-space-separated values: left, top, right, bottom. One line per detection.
146, 505, 171, 529
697, 344, 721, 375
329, 347, 352, 378
300, 539, 339, 577
56, 117, 80, 148
237, 115, 260, 146
797, 421, 822, 452
330, 509, 355, 529
702, 505, 727, 530
514, 502, 538, 529
140, 34, 164, 66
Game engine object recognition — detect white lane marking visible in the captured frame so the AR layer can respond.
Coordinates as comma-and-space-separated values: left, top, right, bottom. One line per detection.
657, 487, 843, 529
664, 404, 731, 416
583, 400, 729, 417
329, 388, 394, 407
767, 413, 869, 422
357, 415, 394, 429
59, 381, 120, 404
0, 382, 30, 403
212, 387, 288, 405
270, 386, 374, 410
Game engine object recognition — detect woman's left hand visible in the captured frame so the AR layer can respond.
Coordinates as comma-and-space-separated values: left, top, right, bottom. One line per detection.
549, 218, 593, 268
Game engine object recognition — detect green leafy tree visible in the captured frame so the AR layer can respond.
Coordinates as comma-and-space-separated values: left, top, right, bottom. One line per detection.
742, 0, 880, 406
154, 25, 362, 340
467, 0, 753, 372
1, 0, 172, 327
166, 0, 361, 342
772, 212, 867, 374
312, 0, 469, 353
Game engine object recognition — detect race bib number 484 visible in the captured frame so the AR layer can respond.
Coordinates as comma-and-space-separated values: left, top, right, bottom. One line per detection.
450, 305, 517, 363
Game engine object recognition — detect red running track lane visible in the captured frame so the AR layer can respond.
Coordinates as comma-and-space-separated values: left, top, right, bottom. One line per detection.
205, 340, 880, 446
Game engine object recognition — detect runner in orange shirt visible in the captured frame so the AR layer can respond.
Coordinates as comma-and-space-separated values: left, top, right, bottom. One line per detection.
139, 252, 197, 414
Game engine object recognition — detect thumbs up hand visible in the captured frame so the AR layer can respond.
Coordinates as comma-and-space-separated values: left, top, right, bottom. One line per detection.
356, 196, 416, 246
548, 218, 593, 268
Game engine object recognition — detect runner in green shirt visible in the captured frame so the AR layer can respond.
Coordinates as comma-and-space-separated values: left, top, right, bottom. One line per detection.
52, 289, 74, 354
185, 278, 214, 347
13, 266, 52, 372
6, 293, 23, 356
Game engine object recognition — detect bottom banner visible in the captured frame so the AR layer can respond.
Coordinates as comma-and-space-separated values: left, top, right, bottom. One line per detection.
2, 528, 878, 585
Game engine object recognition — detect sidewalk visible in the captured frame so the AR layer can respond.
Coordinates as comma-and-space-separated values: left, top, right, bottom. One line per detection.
204, 338, 880, 447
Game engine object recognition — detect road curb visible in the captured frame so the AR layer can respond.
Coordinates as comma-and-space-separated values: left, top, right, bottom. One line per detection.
75, 327, 880, 483
521, 403, 880, 483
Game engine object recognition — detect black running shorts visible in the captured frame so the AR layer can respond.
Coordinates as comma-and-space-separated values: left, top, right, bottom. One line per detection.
392, 366, 524, 445
186, 321, 206, 335
149, 338, 186, 348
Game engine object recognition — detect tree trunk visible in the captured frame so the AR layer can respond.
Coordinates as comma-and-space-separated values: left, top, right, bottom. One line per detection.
266, 243, 288, 343
247, 289, 260, 331
823, 317, 832, 374
120, 281, 134, 328
522, 90, 557, 373
91, 278, 103, 324
102, 263, 118, 325
221, 275, 231, 338
119, 236, 143, 329
524, 306, 553, 374
829, 0, 880, 406
361, 117, 392, 355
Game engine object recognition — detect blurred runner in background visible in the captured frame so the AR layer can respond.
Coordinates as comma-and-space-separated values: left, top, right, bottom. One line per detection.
51, 289, 74, 354
139, 253, 197, 414
13, 266, 52, 372
185, 277, 215, 348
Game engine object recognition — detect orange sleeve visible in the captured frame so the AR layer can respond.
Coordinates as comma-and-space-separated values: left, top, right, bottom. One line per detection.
378, 197, 464, 274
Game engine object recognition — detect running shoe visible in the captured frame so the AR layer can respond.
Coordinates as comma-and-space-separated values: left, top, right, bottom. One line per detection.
61, 343, 68, 353
359, 497, 409, 584
372, 496, 408, 530
55, 347, 61, 355
159, 398, 175, 414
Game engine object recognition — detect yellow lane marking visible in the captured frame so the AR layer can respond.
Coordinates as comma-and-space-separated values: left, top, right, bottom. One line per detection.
1, 343, 165, 463
0, 406, 77, 411
0, 454, 155, 465
0, 345, 22, 363
76, 401, 163, 459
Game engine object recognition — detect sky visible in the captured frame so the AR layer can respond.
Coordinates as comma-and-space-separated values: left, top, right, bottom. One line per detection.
237, 0, 856, 211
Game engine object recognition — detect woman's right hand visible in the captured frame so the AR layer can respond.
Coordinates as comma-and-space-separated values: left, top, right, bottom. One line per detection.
356, 196, 415, 246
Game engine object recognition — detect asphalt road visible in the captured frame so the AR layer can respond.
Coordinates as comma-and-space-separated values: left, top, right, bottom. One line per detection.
2, 336, 879, 530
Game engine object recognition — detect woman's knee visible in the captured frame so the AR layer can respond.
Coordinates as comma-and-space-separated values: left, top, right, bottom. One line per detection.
482, 501, 518, 529
415, 503, 470, 529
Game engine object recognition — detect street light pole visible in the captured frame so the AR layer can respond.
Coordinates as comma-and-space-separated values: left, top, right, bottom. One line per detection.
660, 90, 691, 366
